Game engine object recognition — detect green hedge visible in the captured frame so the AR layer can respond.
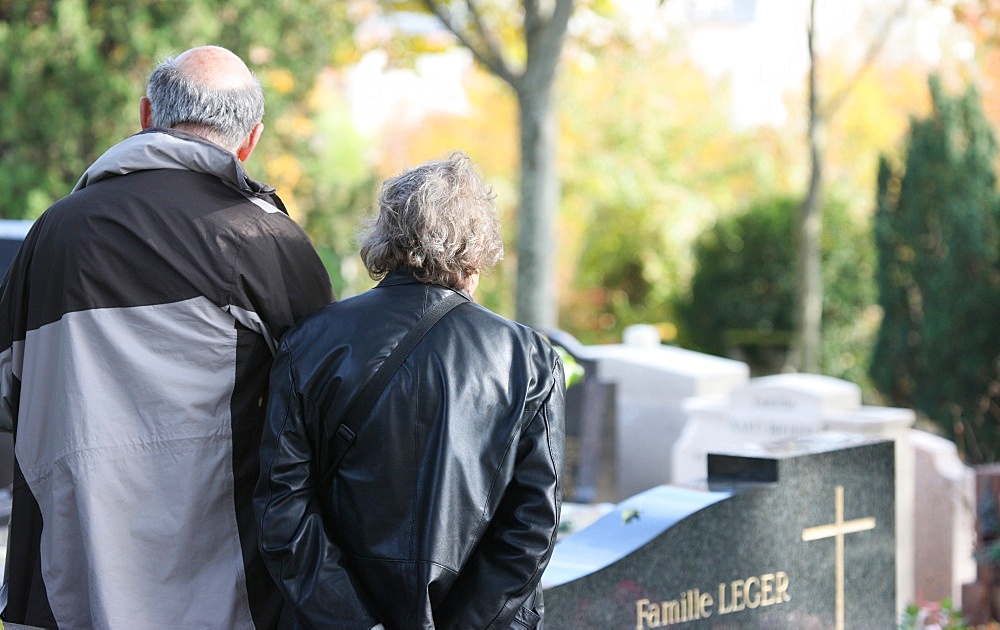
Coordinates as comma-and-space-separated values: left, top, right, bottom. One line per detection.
676, 195, 876, 383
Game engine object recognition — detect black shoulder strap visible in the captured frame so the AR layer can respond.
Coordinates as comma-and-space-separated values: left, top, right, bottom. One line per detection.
319, 291, 467, 492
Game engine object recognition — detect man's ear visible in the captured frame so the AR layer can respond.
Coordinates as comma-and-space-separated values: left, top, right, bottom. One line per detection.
139, 97, 154, 130
237, 122, 264, 162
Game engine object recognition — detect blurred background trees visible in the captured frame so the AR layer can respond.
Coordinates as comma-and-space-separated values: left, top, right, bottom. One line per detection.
419, 0, 573, 332
0, 0, 367, 292
675, 195, 875, 385
872, 75, 1000, 464
3, 0, 1000, 459
0, 0, 356, 215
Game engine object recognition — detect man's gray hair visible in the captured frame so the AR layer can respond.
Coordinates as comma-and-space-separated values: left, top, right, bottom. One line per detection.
146, 57, 264, 152
359, 152, 504, 290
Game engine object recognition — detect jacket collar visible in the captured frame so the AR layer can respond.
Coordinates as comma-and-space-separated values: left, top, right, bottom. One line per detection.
73, 128, 274, 196
376, 269, 474, 301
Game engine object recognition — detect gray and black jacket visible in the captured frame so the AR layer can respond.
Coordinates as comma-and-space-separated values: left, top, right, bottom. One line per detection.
0, 128, 333, 629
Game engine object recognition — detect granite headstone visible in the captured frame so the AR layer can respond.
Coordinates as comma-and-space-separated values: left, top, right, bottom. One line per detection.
543, 434, 896, 629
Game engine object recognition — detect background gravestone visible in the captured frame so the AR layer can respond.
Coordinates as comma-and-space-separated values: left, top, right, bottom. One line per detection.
548, 329, 618, 503
548, 326, 747, 502
672, 373, 863, 484
673, 372, 920, 608
543, 434, 896, 629
907, 429, 975, 606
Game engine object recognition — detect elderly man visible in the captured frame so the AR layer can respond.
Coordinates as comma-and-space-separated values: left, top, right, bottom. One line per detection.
256, 152, 565, 629
0, 46, 332, 628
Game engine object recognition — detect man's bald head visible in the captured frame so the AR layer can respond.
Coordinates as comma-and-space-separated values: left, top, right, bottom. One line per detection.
144, 45, 264, 153
173, 46, 256, 91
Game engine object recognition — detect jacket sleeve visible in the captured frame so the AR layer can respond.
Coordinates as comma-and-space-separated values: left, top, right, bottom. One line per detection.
230, 211, 333, 353
0, 270, 21, 433
438, 353, 566, 629
254, 340, 380, 630
0, 222, 39, 434
0, 309, 18, 433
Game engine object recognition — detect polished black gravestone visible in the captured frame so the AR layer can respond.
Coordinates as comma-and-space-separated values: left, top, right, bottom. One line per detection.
542, 434, 895, 629
547, 328, 618, 504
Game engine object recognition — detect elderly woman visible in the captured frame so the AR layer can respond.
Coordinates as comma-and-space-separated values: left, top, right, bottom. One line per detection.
254, 152, 565, 629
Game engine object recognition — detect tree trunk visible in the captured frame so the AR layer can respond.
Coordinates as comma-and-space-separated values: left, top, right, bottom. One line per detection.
515, 85, 560, 331
418, 0, 572, 332
790, 0, 824, 374
794, 118, 825, 373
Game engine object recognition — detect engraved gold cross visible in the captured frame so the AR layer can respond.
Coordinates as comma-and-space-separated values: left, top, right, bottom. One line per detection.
801, 485, 876, 630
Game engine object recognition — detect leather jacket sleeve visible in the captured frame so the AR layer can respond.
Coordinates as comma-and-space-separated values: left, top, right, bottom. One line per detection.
436, 355, 566, 629
254, 341, 379, 630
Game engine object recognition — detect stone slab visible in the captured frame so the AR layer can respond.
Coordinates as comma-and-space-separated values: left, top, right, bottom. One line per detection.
543, 435, 896, 629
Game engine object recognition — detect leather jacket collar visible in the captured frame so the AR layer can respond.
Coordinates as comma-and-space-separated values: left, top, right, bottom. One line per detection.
375, 268, 474, 302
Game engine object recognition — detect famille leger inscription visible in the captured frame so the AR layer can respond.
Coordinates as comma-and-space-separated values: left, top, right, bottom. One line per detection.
634, 485, 876, 629
635, 572, 790, 628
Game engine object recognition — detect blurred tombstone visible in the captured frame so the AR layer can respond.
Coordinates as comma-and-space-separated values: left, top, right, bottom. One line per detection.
907, 430, 976, 607
672, 374, 864, 485
962, 465, 1000, 624
547, 330, 618, 504
548, 326, 748, 502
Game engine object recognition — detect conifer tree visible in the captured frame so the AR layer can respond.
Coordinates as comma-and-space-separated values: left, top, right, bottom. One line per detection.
872, 75, 1000, 463
870, 156, 917, 407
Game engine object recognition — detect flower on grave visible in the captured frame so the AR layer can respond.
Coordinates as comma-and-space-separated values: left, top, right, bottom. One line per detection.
899, 598, 969, 630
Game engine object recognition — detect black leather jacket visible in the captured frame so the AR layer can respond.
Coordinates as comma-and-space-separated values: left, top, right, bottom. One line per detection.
255, 271, 565, 629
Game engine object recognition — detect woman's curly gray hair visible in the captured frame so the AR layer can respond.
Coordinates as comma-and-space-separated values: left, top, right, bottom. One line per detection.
359, 152, 504, 289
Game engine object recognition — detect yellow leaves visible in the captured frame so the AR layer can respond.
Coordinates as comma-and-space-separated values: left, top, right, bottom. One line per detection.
265, 152, 305, 222
826, 63, 931, 194
275, 112, 314, 138
896, 244, 916, 263
657, 321, 678, 344
372, 62, 517, 181
265, 68, 295, 95
248, 45, 274, 66
268, 152, 303, 185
